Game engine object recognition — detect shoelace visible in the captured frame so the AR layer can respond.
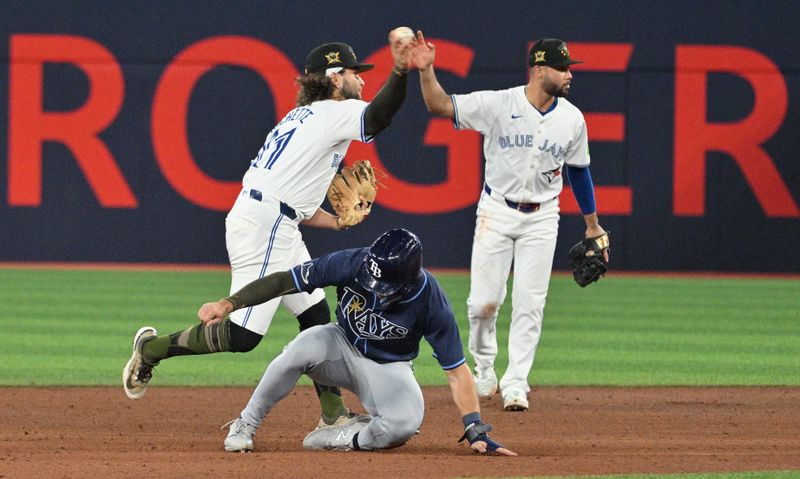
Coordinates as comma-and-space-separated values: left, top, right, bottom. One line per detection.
220, 418, 256, 436
220, 419, 237, 430
136, 363, 154, 382
135, 335, 157, 383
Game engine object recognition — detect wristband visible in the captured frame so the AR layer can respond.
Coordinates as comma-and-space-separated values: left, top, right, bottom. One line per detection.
462, 412, 481, 427
222, 296, 241, 311
458, 419, 492, 444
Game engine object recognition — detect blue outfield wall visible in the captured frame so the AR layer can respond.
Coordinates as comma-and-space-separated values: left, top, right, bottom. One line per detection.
1, 1, 799, 272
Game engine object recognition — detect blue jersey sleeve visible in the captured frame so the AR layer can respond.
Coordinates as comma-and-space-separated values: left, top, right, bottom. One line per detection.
422, 274, 466, 370
566, 164, 597, 215
290, 248, 366, 292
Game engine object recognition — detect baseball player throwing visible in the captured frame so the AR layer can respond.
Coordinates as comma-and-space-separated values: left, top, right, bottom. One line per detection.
199, 228, 515, 455
409, 33, 608, 411
124, 30, 416, 427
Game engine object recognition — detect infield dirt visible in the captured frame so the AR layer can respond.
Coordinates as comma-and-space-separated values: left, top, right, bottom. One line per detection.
2, 386, 798, 478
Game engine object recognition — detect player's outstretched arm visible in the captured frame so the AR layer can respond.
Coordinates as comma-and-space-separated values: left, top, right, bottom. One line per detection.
566, 165, 609, 262
410, 31, 454, 118
362, 27, 416, 137
301, 207, 356, 231
197, 271, 300, 325
445, 363, 481, 415
197, 299, 234, 325
444, 364, 517, 456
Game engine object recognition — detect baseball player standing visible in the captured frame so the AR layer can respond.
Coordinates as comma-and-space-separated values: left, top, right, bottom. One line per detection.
198, 228, 516, 455
409, 34, 608, 411
124, 30, 416, 427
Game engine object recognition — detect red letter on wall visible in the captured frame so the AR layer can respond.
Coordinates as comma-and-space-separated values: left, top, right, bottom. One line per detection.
674, 45, 799, 217
8, 34, 135, 207
152, 36, 299, 211
347, 40, 481, 214
562, 42, 634, 215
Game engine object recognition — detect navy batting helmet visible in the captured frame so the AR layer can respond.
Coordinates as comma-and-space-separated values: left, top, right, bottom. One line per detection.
356, 228, 423, 297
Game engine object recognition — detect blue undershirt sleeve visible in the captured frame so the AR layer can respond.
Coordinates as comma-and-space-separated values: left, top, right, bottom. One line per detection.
566, 165, 597, 215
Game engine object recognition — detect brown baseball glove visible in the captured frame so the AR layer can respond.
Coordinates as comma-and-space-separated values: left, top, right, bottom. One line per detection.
327, 160, 381, 228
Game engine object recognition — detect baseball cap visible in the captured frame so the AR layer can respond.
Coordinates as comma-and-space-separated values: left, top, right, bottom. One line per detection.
529, 38, 583, 68
304, 42, 374, 75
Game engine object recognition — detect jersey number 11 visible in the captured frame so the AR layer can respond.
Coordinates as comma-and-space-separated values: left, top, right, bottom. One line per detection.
251, 127, 296, 169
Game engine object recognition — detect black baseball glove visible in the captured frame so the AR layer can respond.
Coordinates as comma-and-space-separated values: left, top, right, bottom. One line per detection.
567, 232, 610, 287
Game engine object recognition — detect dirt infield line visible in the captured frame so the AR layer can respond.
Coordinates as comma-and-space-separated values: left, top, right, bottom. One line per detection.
2, 386, 798, 478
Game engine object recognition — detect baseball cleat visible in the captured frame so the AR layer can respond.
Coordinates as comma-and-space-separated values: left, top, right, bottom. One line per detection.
502, 390, 529, 412
222, 418, 257, 452
302, 415, 368, 451
122, 326, 158, 400
474, 369, 498, 398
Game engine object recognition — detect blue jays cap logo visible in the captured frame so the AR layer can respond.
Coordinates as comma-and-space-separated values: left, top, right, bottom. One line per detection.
305, 42, 375, 75
529, 38, 583, 68
325, 51, 341, 65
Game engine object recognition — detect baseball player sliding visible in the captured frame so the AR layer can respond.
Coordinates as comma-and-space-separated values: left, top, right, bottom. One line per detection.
199, 229, 516, 455
409, 33, 608, 411
124, 29, 417, 428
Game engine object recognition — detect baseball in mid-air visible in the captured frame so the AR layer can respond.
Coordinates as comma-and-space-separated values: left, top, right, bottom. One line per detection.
392, 26, 415, 41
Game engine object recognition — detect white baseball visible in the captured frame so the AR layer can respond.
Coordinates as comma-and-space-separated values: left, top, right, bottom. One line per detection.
392, 26, 415, 41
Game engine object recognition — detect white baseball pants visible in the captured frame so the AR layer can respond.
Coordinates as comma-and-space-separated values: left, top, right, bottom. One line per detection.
467, 190, 560, 395
225, 190, 325, 335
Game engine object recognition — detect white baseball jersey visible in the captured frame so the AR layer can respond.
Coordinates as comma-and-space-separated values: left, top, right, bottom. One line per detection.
238, 98, 374, 220
452, 86, 589, 203
454, 85, 592, 399
225, 98, 374, 335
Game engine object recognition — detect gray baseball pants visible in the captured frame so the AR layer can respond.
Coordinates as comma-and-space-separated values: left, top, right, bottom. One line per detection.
239, 323, 425, 450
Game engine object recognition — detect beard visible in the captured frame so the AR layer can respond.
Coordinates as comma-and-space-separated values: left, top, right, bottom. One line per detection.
543, 77, 569, 98
340, 81, 362, 100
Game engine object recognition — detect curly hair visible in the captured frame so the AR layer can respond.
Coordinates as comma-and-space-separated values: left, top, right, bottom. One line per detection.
295, 73, 336, 106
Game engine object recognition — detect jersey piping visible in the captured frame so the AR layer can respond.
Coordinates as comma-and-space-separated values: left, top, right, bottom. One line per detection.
242, 213, 284, 328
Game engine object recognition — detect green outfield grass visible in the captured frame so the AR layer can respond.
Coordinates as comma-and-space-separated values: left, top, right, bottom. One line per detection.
0, 268, 797, 387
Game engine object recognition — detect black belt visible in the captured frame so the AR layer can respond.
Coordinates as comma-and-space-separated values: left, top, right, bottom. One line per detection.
248, 189, 297, 220
483, 184, 541, 213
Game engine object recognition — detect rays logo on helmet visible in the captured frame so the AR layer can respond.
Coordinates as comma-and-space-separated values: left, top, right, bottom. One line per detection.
356, 229, 423, 297
368, 259, 382, 278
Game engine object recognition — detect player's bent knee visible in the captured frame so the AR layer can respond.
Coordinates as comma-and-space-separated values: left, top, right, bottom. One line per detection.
376, 414, 422, 448
468, 301, 499, 321
388, 425, 419, 448
228, 321, 263, 352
